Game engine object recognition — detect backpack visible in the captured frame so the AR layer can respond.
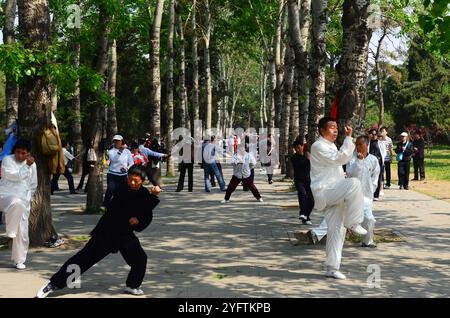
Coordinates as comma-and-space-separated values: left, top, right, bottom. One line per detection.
41, 127, 61, 155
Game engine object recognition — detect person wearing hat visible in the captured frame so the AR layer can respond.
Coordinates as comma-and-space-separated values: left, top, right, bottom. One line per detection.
395, 132, 414, 190
103, 135, 134, 206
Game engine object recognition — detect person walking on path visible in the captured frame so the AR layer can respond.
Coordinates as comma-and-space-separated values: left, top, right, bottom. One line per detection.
310, 117, 366, 280
51, 141, 77, 195
138, 138, 168, 186
379, 127, 393, 189
0, 139, 37, 270
346, 136, 380, 248
36, 165, 160, 298
291, 140, 314, 225
221, 144, 262, 203
203, 137, 226, 192
395, 132, 414, 190
412, 130, 426, 181
103, 135, 134, 206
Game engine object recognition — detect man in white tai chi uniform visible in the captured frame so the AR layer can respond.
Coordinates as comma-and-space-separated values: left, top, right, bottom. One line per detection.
309, 117, 366, 280
0, 139, 37, 270
346, 135, 380, 248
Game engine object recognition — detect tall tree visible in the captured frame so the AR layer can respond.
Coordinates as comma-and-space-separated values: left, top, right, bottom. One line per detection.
176, 1, 188, 130
336, 0, 373, 140
308, 0, 327, 145
165, 0, 175, 176
86, 0, 110, 213
190, 0, 200, 128
280, 45, 294, 175
107, 39, 118, 141
203, 0, 212, 130
273, 0, 285, 130
2, 0, 19, 127
17, 0, 56, 246
373, 24, 388, 127
150, 0, 165, 137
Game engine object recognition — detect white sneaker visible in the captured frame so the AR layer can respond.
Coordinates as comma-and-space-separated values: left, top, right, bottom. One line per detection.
325, 269, 347, 280
299, 214, 307, 221
15, 263, 26, 270
36, 282, 56, 298
373, 197, 379, 201
124, 287, 144, 296
221, 199, 230, 204
380, 190, 385, 196
349, 224, 368, 236
305, 220, 313, 225
257, 198, 264, 202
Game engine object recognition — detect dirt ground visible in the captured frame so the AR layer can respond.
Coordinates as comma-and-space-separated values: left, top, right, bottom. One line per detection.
408, 180, 450, 203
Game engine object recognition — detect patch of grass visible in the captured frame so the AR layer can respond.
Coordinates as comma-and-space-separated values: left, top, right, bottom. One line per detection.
212, 273, 228, 279
70, 235, 90, 242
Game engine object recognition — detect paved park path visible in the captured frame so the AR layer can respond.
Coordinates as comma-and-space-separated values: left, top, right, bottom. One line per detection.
1, 165, 450, 298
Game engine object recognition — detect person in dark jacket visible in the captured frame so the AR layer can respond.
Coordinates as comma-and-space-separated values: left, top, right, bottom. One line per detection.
395, 132, 414, 190
412, 130, 426, 180
368, 128, 384, 200
36, 165, 160, 298
291, 140, 314, 225
176, 139, 194, 192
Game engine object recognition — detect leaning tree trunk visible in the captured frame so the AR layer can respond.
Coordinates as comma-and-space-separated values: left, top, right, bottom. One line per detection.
150, 0, 165, 137
298, 0, 311, 143
86, 1, 110, 214
71, 22, 83, 174
176, 1, 188, 130
107, 39, 118, 141
166, 0, 175, 176
375, 27, 387, 127
17, 0, 56, 246
3, 0, 19, 128
336, 0, 373, 144
203, 0, 212, 130
191, 0, 200, 128
308, 0, 327, 146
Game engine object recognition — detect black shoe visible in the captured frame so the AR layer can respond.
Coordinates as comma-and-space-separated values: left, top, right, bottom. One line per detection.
268, 180, 273, 184
404, 186, 409, 190
361, 243, 377, 248
175, 189, 181, 192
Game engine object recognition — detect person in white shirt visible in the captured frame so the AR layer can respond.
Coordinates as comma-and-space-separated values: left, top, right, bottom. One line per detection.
0, 139, 37, 270
379, 127, 393, 189
309, 117, 366, 280
346, 136, 381, 248
202, 137, 226, 192
51, 141, 76, 194
221, 144, 262, 203
103, 135, 134, 206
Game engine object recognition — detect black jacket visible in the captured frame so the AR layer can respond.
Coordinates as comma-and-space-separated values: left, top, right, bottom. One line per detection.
290, 153, 311, 184
395, 141, 414, 162
413, 138, 425, 159
91, 184, 159, 249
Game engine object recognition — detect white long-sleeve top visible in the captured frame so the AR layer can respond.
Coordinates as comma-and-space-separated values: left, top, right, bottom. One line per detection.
63, 148, 75, 166
0, 154, 38, 203
346, 153, 380, 200
232, 152, 256, 179
107, 147, 134, 176
310, 136, 355, 210
203, 142, 223, 164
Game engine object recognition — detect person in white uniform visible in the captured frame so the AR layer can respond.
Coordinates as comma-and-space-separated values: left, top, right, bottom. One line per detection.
346, 135, 380, 248
0, 139, 37, 270
309, 117, 366, 280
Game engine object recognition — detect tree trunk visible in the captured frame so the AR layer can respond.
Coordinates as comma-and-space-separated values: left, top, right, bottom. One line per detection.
150, 0, 165, 138
166, 0, 175, 176
17, 0, 56, 246
191, 0, 200, 127
274, 0, 285, 130
280, 45, 294, 175
71, 23, 83, 174
288, 0, 310, 144
308, 0, 327, 146
336, 0, 373, 143
86, 1, 110, 214
176, 1, 188, 130
3, 0, 19, 127
203, 0, 212, 130
107, 39, 118, 141
375, 27, 387, 127
268, 47, 276, 131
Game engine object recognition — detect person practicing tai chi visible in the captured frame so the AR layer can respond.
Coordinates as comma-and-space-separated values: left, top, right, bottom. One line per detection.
37, 165, 160, 298
221, 144, 263, 203
346, 135, 381, 248
310, 117, 366, 280
0, 139, 37, 270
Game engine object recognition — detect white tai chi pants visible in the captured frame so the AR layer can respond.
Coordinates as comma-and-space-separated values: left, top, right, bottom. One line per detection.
362, 197, 376, 245
319, 178, 364, 271
0, 195, 30, 264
